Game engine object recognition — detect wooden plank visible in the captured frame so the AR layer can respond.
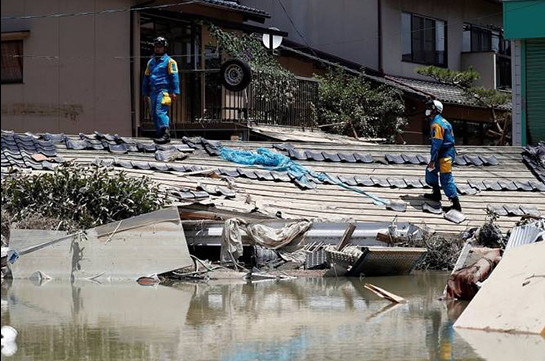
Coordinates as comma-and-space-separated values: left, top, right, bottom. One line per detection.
337, 222, 356, 251
364, 283, 407, 303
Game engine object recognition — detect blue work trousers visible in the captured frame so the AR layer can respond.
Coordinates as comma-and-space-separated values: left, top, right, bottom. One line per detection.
150, 90, 171, 136
425, 155, 458, 199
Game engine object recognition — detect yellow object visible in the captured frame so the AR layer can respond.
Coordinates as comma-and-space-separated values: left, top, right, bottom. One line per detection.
439, 157, 452, 173
161, 92, 171, 106
168, 59, 178, 74
431, 123, 444, 140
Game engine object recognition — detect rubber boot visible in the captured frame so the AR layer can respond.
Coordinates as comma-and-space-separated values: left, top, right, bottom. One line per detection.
154, 127, 171, 144
423, 186, 441, 202
444, 197, 462, 213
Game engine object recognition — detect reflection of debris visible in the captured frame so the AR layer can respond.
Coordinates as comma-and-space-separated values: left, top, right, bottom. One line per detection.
8, 208, 193, 280
364, 283, 407, 303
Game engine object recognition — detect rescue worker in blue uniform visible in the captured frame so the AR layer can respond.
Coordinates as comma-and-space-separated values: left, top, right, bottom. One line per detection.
424, 100, 462, 212
142, 37, 180, 144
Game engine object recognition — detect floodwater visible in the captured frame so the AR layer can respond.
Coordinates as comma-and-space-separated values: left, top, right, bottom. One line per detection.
1, 273, 543, 361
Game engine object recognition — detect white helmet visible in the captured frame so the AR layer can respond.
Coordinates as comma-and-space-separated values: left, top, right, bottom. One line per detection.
432, 100, 443, 114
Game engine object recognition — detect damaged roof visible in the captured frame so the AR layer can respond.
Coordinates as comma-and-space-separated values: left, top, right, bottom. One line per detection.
2, 131, 544, 235
377, 75, 512, 110
197, 0, 270, 18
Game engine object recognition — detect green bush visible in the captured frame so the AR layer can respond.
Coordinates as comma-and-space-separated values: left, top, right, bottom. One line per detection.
312, 68, 407, 141
1, 164, 169, 231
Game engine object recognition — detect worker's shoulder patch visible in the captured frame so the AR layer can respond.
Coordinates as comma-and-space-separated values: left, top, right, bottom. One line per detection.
168, 58, 178, 73
431, 123, 444, 140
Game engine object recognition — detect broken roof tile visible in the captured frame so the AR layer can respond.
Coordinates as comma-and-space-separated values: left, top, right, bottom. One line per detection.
385, 154, 405, 164
529, 180, 545, 192
520, 205, 541, 217
131, 161, 151, 170
150, 162, 170, 171
338, 152, 357, 163
457, 184, 478, 195
483, 179, 502, 191
217, 186, 236, 198
401, 154, 421, 164
404, 178, 425, 188
497, 180, 518, 191
255, 170, 275, 181
107, 143, 130, 154
169, 164, 189, 172
305, 150, 325, 161
79, 133, 97, 140
136, 142, 157, 153
444, 209, 466, 223
337, 175, 358, 186
416, 154, 429, 164
353, 153, 374, 163
464, 155, 484, 166
487, 204, 508, 216
514, 180, 533, 191
272, 143, 294, 151
218, 168, 240, 177
41, 133, 66, 143
288, 148, 307, 160
354, 176, 374, 186
468, 179, 487, 191
271, 171, 291, 182
293, 176, 316, 190
454, 156, 468, 166
238, 169, 258, 179
480, 155, 499, 166
504, 205, 525, 216
322, 152, 342, 162
370, 176, 390, 187
387, 177, 407, 188
41, 161, 55, 171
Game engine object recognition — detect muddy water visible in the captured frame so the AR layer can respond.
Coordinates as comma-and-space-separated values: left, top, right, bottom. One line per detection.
0, 273, 542, 361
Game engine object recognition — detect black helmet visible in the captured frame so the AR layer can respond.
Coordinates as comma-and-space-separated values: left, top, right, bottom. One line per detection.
153, 36, 168, 48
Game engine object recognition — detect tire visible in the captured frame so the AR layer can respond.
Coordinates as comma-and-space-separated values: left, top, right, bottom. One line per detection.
220, 59, 252, 92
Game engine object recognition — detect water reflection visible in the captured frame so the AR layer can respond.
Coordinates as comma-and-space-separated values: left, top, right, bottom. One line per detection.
0, 273, 527, 361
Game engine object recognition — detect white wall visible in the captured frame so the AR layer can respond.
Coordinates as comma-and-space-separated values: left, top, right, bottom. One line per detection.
242, 0, 379, 70
1, 0, 132, 135
242, 0, 502, 80
381, 0, 503, 79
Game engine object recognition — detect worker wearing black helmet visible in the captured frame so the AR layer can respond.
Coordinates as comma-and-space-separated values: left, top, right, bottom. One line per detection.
142, 37, 180, 144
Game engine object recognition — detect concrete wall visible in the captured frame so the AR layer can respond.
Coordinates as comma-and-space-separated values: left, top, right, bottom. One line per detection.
241, 0, 379, 70
461, 52, 496, 88
381, 0, 503, 79
242, 0, 502, 79
1, 0, 132, 135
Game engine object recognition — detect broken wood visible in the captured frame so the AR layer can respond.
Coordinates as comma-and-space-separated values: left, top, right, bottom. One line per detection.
364, 283, 407, 303
337, 222, 356, 251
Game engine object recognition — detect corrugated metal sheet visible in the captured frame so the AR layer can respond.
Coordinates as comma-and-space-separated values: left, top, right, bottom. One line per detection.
505, 221, 545, 251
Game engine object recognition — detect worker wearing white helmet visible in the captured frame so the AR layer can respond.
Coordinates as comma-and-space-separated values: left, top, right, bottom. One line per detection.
424, 99, 462, 212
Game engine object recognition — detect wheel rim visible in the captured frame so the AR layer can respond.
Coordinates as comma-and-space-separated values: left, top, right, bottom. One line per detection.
224, 64, 244, 86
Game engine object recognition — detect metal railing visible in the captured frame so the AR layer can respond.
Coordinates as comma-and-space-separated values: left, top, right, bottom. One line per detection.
140, 72, 319, 129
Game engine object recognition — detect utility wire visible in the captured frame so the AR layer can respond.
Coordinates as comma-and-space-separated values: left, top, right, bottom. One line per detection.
0, 1, 198, 21
282, 1, 541, 50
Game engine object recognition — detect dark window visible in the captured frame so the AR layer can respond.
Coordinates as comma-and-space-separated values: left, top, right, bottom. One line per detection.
402, 12, 446, 67
463, 23, 510, 56
1, 40, 23, 84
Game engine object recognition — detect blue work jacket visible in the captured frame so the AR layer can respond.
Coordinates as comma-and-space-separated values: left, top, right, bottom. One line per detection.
430, 114, 456, 162
142, 54, 180, 96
